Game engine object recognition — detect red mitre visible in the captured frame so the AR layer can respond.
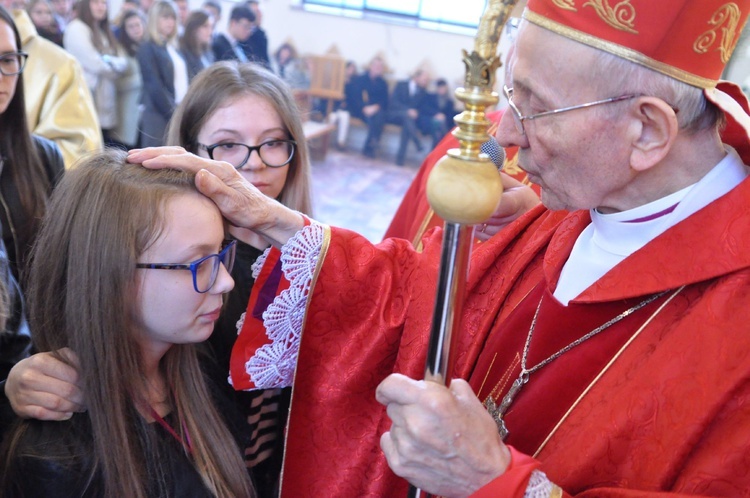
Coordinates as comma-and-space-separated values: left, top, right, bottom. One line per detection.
524, 0, 750, 88
524, 0, 750, 163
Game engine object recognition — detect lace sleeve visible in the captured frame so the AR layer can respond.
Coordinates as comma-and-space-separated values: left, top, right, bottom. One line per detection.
243, 222, 325, 388
524, 470, 562, 498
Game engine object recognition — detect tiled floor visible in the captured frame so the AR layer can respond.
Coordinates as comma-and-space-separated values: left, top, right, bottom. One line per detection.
309, 125, 428, 242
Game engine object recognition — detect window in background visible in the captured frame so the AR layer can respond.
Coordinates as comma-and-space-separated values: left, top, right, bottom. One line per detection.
298, 0, 487, 35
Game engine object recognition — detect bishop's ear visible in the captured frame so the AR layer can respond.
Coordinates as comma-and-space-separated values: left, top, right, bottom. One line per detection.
627, 96, 679, 172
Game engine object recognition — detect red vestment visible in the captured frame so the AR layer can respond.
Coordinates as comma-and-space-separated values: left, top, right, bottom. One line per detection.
275, 176, 750, 497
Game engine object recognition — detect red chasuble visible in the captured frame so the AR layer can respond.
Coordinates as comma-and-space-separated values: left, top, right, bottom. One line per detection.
272, 174, 750, 497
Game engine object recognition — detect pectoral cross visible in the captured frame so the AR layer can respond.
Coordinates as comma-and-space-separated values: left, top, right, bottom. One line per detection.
483, 372, 528, 440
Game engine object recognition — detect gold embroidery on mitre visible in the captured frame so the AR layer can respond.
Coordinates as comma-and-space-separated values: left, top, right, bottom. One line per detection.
582, 0, 638, 34
693, 3, 741, 63
551, 0, 577, 11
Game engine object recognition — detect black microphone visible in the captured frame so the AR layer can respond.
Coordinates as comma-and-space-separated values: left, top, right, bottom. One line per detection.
480, 136, 506, 169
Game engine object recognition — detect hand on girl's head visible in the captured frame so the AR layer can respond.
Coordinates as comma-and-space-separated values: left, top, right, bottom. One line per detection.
127, 145, 271, 231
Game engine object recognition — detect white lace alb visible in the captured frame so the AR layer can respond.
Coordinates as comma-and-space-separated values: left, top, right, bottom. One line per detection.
524, 470, 559, 498
244, 222, 325, 388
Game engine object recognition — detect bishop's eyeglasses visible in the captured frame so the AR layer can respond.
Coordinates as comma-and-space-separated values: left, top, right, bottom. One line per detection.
136, 240, 237, 293
0, 52, 29, 76
503, 85, 637, 135
198, 139, 296, 169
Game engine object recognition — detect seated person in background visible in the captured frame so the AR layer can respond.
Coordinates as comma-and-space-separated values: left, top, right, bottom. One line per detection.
4, 3, 102, 168
326, 60, 358, 150
387, 68, 430, 166
0, 151, 255, 497
271, 42, 309, 90
350, 55, 389, 158
418, 77, 457, 148
25, 0, 61, 46
212, 5, 254, 63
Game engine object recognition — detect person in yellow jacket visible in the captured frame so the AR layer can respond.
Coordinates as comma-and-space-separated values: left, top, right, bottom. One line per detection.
11, 7, 102, 168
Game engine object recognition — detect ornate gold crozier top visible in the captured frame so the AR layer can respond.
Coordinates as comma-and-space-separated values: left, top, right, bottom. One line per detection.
427, 0, 519, 226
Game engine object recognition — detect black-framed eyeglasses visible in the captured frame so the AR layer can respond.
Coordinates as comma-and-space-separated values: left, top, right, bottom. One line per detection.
0, 51, 28, 76
503, 85, 638, 135
198, 139, 296, 169
136, 240, 237, 293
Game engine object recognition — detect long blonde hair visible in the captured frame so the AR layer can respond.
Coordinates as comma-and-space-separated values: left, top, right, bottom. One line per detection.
167, 60, 313, 215
19, 150, 255, 498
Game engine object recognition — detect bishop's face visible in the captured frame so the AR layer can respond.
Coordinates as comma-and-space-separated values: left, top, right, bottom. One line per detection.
496, 22, 637, 214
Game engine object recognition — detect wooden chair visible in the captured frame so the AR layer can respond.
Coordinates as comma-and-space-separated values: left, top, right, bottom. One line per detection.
306, 54, 347, 117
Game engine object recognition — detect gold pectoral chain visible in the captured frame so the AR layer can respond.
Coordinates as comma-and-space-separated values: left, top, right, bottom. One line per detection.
485, 289, 668, 440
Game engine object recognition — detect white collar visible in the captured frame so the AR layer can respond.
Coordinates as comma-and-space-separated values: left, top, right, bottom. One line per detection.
553, 148, 749, 305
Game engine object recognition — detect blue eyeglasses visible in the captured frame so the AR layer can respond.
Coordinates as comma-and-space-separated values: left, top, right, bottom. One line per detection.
136, 240, 237, 293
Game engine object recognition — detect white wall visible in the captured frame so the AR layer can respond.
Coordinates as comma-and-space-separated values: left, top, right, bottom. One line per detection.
258, 1, 473, 85
110, 0, 515, 91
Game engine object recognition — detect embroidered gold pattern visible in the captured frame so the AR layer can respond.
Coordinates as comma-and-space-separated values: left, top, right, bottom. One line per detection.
524, 11, 717, 88
693, 3, 741, 63
582, 0, 638, 34
501, 153, 524, 177
551, 0, 577, 11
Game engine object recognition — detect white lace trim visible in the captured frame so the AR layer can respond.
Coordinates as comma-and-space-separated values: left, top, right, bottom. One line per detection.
524, 470, 557, 498
245, 222, 325, 388
251, 247, 272, 279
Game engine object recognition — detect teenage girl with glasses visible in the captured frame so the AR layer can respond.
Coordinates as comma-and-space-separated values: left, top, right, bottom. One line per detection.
167, 60, 312, 498
0, 150, 255, 497
5, 61, 313, 498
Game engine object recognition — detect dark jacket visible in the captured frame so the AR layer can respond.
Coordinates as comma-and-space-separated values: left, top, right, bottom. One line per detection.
0, 136, 62, 438
0, 407, 238, 497
415, 91, 456, 134
349, 73, 389, 120
212, 33, 241, 62
238, 27, 270, 67
137, 41, 179, 147
388, 79, 423, 114
0, 135, 63, 283
182, 49, 209, 81
0, 236, 29, 383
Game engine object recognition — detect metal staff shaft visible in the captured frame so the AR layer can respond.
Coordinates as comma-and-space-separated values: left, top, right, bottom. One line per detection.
408, 224, 474, 498
424, 223, 474, 383
405, 1, 519, 496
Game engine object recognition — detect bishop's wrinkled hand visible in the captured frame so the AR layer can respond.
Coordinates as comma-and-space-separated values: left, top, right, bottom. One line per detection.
128, 146, 305, 248
375, 374, 510, 497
